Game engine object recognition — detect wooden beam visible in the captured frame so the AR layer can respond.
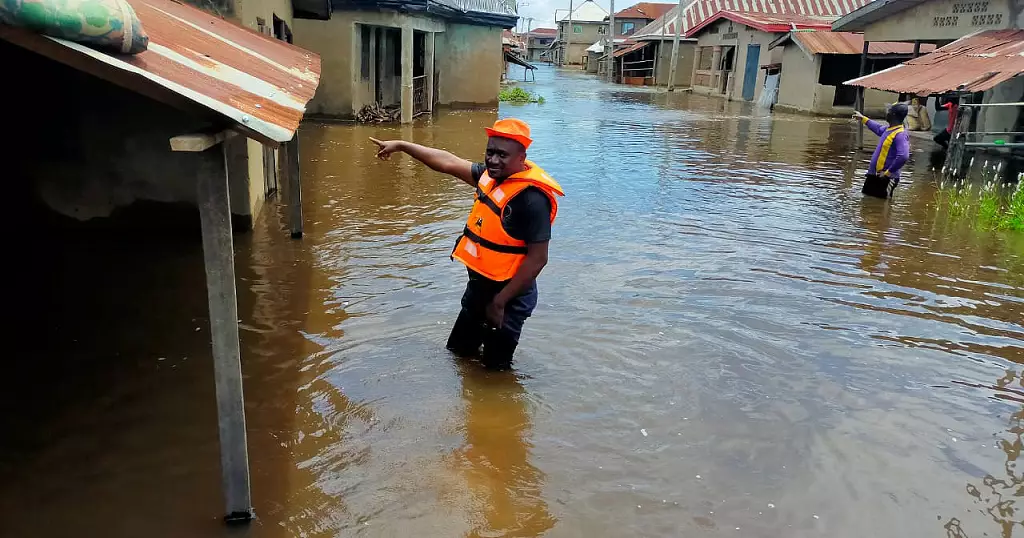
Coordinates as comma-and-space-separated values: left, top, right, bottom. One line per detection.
280, 136, 303, 238
170, 130, 235, 152
197, 145, 254, 524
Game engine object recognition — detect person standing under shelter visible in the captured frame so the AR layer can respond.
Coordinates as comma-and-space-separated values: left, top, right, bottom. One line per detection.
854, 103, 911, 199
370, 119, 563, 370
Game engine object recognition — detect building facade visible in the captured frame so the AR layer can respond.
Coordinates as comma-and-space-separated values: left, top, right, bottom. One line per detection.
555, 0, 609, 66
769, 32, 925, 116
293, 0, 517, 121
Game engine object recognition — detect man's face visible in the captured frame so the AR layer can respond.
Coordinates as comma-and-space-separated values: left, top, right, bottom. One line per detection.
485, 137, 527, 179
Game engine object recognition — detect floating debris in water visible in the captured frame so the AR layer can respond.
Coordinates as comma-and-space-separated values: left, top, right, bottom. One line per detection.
695, 475, 701, 479
813, 515, 820, 520
768, 503, 775, 508
641, 429, 648, 437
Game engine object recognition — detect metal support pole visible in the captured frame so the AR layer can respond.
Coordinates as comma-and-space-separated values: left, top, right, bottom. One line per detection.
198, 145, 254, 524
566, 0, 572, 66
666, 0, 685, 91
856, 40, 869, 146
281, 136, 303, 238
606, 0, 615, 81
912, 40, 921, 58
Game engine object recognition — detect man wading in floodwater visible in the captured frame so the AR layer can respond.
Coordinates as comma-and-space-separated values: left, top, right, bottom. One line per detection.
370, 119, 564, 370
854, 103, 911, 199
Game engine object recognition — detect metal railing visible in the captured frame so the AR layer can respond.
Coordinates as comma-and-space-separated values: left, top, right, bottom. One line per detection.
413, 75, 428, 117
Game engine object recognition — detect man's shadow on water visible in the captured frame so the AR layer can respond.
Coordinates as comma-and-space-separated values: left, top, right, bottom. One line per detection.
450, 358, 557, 537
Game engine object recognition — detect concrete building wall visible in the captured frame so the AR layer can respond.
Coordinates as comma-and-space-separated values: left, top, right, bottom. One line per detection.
777, 45, 819, 111
776, 46, 897, 116
436, 23, 503, 107
977, 76, 1024, 134
2, 41, 229, 225
296, 11, 497, 117
693, 21, 781, 102
559, 21, 607, 64
653, 40, 696, 86
863, 0, 1019, 42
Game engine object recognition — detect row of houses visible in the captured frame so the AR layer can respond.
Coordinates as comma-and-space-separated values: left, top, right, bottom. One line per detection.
549, 0, 1022, 135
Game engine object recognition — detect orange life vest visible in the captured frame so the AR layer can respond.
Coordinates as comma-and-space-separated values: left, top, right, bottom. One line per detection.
451, 161, 564, 282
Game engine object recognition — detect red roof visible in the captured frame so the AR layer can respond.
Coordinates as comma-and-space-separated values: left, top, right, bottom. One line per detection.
688, 10, 835, 35
788, 31, 937, 55
530, 28, 558, 35
846, 30, 1024, 94
632, 0, 870, 40
614, 2, 675, 20
0, 0, 320, 144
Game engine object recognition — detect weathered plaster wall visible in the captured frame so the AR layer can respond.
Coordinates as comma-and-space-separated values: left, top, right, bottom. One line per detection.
653, 40, 696, 87
777, 45, 818, 111
1, 41, 235, 225
435, 22, 502, 107
863, 0, 1018, 42
559, 20, 606, 65
295, 10, 453, 117
692, 21, 781, 102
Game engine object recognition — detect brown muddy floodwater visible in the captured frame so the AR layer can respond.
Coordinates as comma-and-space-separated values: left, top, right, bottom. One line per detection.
2, 66, 1023, 538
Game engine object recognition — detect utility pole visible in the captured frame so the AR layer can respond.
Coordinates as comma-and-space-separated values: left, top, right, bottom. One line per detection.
554, 9, 568, 65
565, 0, 573, 67
666, 0, 685, 91
606, 0, 615, 81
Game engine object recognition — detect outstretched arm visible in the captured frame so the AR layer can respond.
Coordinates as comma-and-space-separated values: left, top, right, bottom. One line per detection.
370, 138, 476, 186
852, 112, 886, 137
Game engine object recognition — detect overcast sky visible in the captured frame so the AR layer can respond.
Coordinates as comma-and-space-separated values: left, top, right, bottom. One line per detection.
517, 0, 672, 30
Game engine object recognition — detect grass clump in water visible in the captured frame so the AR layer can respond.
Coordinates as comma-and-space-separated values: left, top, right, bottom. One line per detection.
499, 86, 545, 104
936, 173, 1024, 232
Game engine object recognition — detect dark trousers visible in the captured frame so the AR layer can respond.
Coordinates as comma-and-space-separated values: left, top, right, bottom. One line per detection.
446, 274, 538, 370
934, 129, 951, 149
862, 173, 900, 199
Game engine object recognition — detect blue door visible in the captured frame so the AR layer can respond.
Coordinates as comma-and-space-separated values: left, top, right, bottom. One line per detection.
742, 44, 760, 101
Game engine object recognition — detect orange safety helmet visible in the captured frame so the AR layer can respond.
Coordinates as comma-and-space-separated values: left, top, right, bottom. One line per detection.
485, 118, 533, 149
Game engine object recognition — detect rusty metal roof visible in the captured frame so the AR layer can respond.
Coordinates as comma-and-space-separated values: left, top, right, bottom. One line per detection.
845, 30, 1024, 94
613, 40, 650, 57
0, 0, 321, 145
688, 10, 835, 35
613, 2, 675, 21
632, 0, 870, 40
772, 30, 937, 55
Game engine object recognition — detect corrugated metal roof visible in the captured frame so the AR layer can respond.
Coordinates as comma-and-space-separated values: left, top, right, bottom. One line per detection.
0, 0, 320, 145
845, 30, 1024, 94
613, 2, 675, 21
688, 10, 835, 35
774, 30, 937, 55
613, 40, 650, 57
633, 0, 870, 40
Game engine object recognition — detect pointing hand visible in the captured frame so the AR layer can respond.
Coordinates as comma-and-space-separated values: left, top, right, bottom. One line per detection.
369, 137, 402, 161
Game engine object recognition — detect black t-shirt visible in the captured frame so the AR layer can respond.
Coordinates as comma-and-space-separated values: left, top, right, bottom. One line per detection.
471, 163, 552, 243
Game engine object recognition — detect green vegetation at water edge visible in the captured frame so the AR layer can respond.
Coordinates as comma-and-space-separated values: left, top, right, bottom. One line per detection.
499, 87, 545, 104
936, 175, 1024, 232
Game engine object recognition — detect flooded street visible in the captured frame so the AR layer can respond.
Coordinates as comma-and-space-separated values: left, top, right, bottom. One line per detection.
2, 66, 1022, 537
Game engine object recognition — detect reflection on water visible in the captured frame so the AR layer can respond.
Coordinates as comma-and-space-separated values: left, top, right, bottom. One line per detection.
451, 363, 555, 537
1, 65, 1022, 538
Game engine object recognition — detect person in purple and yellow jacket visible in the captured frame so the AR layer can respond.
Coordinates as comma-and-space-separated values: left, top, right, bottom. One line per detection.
854, 103, 911, 199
